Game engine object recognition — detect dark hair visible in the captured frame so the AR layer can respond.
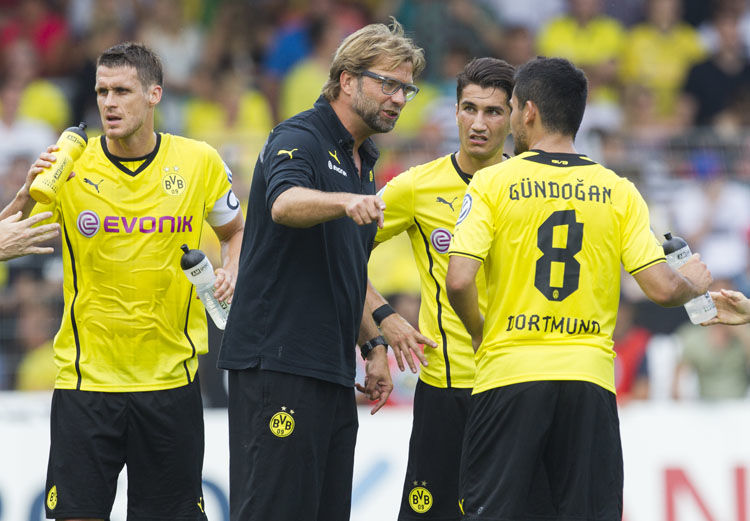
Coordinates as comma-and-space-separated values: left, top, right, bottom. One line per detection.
513, 57, 588, 137
97, 42, 163, 88
456, 57, 515, 105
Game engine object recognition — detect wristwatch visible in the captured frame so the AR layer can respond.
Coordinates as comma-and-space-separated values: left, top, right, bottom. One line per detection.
360, 335, 388, 360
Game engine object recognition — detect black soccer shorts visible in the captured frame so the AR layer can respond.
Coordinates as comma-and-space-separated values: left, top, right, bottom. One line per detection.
227, 367, 358, 521
45, 380, 207, 520
459, 380, 623, 521
399, 379, 471, 521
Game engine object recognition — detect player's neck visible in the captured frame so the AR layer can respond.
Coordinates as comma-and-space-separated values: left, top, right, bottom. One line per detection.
528, 134, 577, 154
105, 129, 158, 159
455, 149, 506, 176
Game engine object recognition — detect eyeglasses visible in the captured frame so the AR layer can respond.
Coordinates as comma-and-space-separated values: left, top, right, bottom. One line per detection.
360, 70, 419, 101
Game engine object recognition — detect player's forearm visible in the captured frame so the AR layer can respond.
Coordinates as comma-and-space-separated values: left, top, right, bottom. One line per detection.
0, 188, 34, 221
220, 228, 243, 278
358, 301, 381, 346
216, 213, 244, 277
634, 260, 711, 307
271, 187, 349, 227
446, 281, 483, 341
446, 255, 484, 343
366, 279, 389, 313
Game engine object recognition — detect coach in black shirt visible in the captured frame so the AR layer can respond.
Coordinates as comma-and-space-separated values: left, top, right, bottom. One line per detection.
218, 20, 425, 521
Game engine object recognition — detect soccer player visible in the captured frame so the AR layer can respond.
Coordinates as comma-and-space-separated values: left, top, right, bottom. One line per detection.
218, 20, 424, 521
365, 57, 515, 520
445, 57, 712, 521
21, 42, 244, 520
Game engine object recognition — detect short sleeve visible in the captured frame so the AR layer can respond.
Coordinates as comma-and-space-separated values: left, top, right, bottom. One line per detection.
447, 170, 494, 262
375, 168, 415, 243
620, 180, 665, 274
263, 130, 316, 209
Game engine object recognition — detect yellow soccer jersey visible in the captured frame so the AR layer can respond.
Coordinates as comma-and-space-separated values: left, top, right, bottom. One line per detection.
448, 150, 665, 395
33, 133, 234, 391
376, 154, 487, 388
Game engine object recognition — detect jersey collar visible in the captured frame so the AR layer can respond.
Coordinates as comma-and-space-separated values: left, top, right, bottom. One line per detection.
524, 149, 595, 167
101, 133, 162, 177
313, 95, 379, 165
451, 153, 473, 185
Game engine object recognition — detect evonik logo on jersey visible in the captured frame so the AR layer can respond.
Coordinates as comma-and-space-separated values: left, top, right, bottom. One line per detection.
76, 210, 194, 237
328, 160, 349, 177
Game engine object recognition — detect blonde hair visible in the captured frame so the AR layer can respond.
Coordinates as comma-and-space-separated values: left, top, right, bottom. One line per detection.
322, 18, 425, 102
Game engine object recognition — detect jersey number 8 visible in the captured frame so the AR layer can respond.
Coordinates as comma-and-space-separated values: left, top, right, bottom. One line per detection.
534, 210, 583, 302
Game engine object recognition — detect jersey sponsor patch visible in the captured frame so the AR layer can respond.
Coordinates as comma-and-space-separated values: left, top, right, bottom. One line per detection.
328, 159, 348, 177
430, 227, 452, 253
269, 406, 295, 437
456, 193, 472, 225
77, 210, 100, 237
409, 482, 433, 514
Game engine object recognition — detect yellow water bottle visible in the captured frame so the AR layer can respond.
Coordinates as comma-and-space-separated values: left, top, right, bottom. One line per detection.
30, 122, 88, 204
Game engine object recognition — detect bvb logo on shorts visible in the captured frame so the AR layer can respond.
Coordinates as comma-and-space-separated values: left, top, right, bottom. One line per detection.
47, 485, 58, 510
269, 406, 295, 437
409, 481, 433, 514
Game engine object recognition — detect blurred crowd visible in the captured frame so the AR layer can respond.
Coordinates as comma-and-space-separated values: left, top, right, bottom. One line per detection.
1, 0, 750, 406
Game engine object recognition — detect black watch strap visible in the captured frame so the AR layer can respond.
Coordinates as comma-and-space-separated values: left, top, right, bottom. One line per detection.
360, 335, 388, 360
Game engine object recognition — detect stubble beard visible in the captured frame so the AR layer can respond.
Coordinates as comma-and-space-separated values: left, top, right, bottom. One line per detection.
353, 81, 397, 134
513, 127, 529, 156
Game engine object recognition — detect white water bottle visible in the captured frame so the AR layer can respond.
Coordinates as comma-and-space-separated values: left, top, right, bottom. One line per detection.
180, 244, 230, 330
662, 233, 717, 324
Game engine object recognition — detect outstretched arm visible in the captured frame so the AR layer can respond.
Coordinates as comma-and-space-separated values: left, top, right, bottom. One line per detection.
632, 255, 712, 307
702, 289, 750, 325
0, 211, 59, 261
271, 186, 385, 228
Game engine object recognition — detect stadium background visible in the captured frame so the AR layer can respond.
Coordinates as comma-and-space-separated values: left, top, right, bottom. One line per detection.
1, 0, 750, 519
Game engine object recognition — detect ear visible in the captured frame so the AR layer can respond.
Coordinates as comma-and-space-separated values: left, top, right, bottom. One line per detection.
338, 70, 358, 98
147, 84, 162, 107
523, 99, 537, 126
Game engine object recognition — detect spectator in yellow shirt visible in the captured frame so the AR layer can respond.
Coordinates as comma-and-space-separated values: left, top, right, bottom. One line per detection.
620, 0, 706, 118
537, 0, 626, 104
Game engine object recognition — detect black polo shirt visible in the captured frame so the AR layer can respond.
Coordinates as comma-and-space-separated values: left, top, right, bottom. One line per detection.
218, 96, 380, 387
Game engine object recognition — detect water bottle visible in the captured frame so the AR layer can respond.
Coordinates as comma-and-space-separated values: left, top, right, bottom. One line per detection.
180, 244, 230, 330
30, 122, 88, 204
662, 232, 717, 324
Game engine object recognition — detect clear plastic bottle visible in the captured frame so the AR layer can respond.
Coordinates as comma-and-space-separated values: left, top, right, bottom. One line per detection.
662, 232, 717, 324
30, 122, 88, 204
180, 244, 230, 330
